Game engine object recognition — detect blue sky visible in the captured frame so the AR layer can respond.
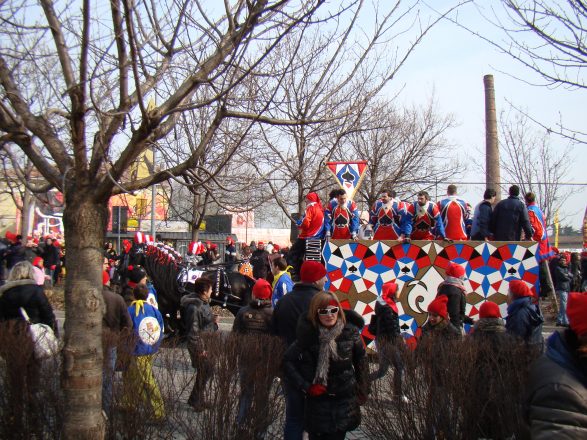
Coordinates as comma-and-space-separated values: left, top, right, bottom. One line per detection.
386, 0, 586, 229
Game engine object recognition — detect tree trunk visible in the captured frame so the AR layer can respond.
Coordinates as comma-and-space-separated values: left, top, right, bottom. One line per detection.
62, 190, 107, 439
20, 189, 34, 237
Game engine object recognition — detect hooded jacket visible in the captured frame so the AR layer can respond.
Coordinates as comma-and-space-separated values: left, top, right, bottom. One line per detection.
283, 310, 367, 434
298, 193, 325, 239
506, 297, 544, 347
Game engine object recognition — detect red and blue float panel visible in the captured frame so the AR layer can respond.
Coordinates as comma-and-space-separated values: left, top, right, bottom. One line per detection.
323, 240, 540, 348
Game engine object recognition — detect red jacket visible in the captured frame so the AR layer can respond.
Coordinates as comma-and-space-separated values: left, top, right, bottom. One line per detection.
298, 193, 325, 239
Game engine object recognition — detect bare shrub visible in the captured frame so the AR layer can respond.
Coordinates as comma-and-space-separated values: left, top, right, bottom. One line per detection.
364, 336, 538, 440
102, 331, 285, 439
0, 321, 63, 439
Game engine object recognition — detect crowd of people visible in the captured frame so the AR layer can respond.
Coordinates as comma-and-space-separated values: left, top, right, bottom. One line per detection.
0, 232, 66, 287
0, 182, 585, 438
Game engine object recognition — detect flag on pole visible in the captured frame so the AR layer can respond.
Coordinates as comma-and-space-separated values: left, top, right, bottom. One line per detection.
325, 160, 368, 200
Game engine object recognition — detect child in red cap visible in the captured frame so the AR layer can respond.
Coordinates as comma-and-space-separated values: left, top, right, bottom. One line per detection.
420, 295, 461, 340
505, 280, 544, 349
527, 292, 587, 437
232, 278, 274, 436
469, 301, 513, 346
436, 262, 471, 331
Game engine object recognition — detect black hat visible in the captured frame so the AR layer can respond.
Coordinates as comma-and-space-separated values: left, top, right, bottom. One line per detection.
128, 265, 147, 284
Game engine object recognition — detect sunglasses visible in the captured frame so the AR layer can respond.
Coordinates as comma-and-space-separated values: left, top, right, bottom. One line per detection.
318, 307, 339, 316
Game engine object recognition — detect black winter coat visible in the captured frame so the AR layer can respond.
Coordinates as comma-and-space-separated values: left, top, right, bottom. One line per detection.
250, 249, 270, 280
271, 282, 321, 346
232, 300, 273, 335
181, 294, 218, 364
436, 282, 467, 329
0, 279, 56, 331
367, 300, 400, 342
283, 310, 367, 435
506, 297, 543, 348
42, 244, 61, 268
554, 262, 572, 292
490, 196, 533, 241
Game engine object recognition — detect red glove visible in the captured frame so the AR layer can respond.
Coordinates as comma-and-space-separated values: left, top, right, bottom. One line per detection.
307, 384, 327, 397
50, 265, 56, 270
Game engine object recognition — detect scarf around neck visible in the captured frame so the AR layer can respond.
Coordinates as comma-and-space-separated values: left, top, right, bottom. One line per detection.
313, 319, 344, 386
441, 276, 466, 292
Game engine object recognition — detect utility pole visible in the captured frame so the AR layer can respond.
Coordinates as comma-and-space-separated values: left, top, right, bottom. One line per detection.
150, 148, 156, 238
484, 74, 501, 201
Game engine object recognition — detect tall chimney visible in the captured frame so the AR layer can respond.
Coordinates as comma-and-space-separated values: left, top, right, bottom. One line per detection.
484, 74, 501, 201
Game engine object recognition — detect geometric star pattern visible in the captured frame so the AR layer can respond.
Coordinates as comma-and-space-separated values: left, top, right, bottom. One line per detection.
323, 240, 540, 346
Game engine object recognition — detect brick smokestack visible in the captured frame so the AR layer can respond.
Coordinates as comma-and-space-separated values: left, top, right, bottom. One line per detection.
484, 74, 501, 201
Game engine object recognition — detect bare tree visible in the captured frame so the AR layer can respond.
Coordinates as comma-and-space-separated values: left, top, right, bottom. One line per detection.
499, 106, 574, 226
459, 0, 587, 143
349, 98, 460, 207
242, 1, 464, 218
0, 1, 337, 437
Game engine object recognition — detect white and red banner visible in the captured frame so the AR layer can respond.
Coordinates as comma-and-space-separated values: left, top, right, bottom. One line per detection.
325, 160, 368, 200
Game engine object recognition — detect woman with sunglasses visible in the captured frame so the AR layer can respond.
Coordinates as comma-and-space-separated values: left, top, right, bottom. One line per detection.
283, 291, 368, 440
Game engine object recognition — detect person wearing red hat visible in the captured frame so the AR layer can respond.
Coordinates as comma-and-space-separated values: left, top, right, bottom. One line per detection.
31, 256, 47, 286
368, 281, 407, 400
39, 237, 61, 287
250, 241, 270, 280
283, 291, 368, 439
199, 241, 220, 266
466, 300, 516, 440
271, 260, 328, 440
505, 280, 544, 349
5, 233, 26, 271
225, 236, 237, 263
469, 301, 510, 342
420, 295, 461, 341
436, 263, 470, 331
527, 292, 587, 437
232, 278, 274, 436
233, 279, 273, 334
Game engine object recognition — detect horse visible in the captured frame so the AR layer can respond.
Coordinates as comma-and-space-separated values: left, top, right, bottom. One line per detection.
143, 248, 254, 336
